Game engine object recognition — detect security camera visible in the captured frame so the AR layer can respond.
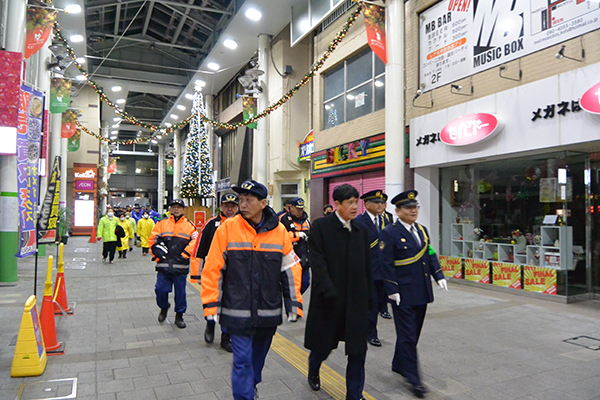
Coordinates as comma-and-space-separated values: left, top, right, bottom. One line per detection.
451, 84, 463, 92
499, 65, 507, 71
555, 45, 566, 59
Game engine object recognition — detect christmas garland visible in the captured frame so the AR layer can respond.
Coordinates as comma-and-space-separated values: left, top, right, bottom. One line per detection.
57, 1, 364, 143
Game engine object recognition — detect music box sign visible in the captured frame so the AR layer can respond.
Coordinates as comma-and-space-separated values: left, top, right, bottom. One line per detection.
440, 113, 503, 146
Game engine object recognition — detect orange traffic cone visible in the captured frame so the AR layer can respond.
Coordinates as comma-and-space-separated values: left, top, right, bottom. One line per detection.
53, 244, 73, 315
40, 256, 65, 355
89, 224, 97, 243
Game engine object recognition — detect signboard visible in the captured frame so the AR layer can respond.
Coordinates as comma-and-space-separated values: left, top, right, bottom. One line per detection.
492, 262, 522, 289
298, 130, 314, 162
0, 50, 22, 153
74, 169, 96, 179
524, 266, 557, 295
215, 177, 231, 192
439, 255, 462, 279
440, 113, 503, 146
75, 180, 94, 191
194, 211, 206, 230
580, 81, 600, 114
419, 0, 600, 91
464, 258, 490, 283
37, 156, 61, 244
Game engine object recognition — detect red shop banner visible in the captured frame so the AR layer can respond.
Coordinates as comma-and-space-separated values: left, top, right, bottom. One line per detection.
25, 7, 56, 59
0, 50, 22, 130
363, 4, 386, 64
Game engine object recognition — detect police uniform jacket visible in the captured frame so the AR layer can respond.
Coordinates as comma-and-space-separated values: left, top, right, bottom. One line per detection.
149, 214, 198, 276
279, 210, 310, 270
379, 221, 444, 306
354, 211, 383, 281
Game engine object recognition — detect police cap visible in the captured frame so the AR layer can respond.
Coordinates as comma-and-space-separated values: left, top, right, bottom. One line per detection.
391, 190, 419, 207
220, 192, 239, 205
290, 197, 305, 209
169, 199, 186, 208
232, 179, 268, 200
360, 189, 387, 203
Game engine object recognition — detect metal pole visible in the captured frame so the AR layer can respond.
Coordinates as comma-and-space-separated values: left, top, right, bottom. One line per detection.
173, 129, 181, 199
255, 34, 270, 184
157, 144, 165, 215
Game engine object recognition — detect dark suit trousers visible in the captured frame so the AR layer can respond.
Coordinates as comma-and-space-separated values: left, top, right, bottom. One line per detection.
391, 304, 427, 386
309, 350, 366, 400
368, 280, 387, 340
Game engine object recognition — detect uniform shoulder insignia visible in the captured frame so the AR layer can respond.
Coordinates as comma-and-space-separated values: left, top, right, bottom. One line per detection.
379, 241, 386, 251
401, 238, 406, 242
215, 221, 220, 227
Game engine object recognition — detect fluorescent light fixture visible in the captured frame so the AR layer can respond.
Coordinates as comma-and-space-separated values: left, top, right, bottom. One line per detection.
64, 4, 82, 14
70, 34, 84, 43
112, 117, 121, 122
75, 57, 85, 64
558, 168, 567, 184
223, 39, 238, 50
112, 124, 120, 128
164, 122, 172, 127
110, 136, 117, 140
325, 105, 331, 110
151, 139, 158, 144
375, 80, 384, 88
111, 86, 122, 92
346, 94, 355, 100
170, 114, 179, 119
195, 79, 206, 87
185, 93, 194, 100
116, 99, 126, 104
207, 62, 220, 71
245, 8, 262, 21
177, 105, 186, 111
75, 74, 86, 81
111, 130, 118, 134
156, 135, 162, 139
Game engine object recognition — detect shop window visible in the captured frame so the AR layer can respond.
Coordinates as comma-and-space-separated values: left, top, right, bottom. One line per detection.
113, 159, 127, 175
322, 48, 385, 129
135, 160, 157, 176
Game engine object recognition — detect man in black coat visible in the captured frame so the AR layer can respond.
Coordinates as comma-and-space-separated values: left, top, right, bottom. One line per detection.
379, 190, 448, 398
304, 184, 374, 400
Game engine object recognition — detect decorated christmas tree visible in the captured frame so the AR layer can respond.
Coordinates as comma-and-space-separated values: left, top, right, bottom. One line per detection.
180, 90, 214, 198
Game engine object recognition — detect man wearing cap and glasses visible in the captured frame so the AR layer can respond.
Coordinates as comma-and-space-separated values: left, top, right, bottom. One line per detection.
379, 190, 448, 398
201, 179, 303, 400
355, 189, 389, 348
280, 197, 311, 294
191, 192, 240, 353
149, 199, 198, 329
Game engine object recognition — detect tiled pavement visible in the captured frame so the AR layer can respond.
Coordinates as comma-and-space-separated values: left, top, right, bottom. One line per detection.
1, 236, 600, 400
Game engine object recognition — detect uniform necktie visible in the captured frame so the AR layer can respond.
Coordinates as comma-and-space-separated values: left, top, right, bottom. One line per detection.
411, 225, 421, 246
377, 215, 382, 232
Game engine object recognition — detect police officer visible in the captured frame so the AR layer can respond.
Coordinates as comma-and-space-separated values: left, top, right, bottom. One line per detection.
280, 197, 311, 294
192, 192, 239, 353
379, 190, 448, 398
355, 189, 388, 347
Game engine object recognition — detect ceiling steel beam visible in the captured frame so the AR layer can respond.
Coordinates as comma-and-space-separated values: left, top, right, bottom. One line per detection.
171, 0, 195, 45
114, 3, 121, 35
86, 55, 198, 73
87, 0, 231, 15
142, 1, 155, 36
89, 32, 203, 52
161, 3, 213, 34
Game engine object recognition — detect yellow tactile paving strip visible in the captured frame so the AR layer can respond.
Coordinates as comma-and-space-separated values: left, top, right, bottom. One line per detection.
188, 277, 376, 400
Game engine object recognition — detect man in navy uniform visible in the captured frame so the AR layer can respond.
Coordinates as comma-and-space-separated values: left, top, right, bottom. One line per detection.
379, 190, 448, 398
355, 189, 388, 347
279, 197, 311, 294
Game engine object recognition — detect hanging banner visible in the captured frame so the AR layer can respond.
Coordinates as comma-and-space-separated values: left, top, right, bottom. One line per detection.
24, 7, 57, 59
464, 258, 490, 283
107, 157, 117, 174
68, 130, 81, 152
37, 156, 61, 244
16, 85, 44, 258
50, 78, 71, 114
439, 255, 462, 279
492, 262, 522, 289
363, 4, 387, 64
40, 110, 49, 176
242, 96, 258, 129
524, 266, 557, 295
419, 0, 600, 91
61, 109, 78, 138
0, 50, 22, 133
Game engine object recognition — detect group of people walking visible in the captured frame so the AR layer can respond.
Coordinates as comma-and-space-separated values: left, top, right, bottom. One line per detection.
94, 178, 448, 399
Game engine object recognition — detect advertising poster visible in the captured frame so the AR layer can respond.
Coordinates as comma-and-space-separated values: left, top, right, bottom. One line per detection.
50, 78, 71, 114
68, 130, 81, 152
492, 262, 522, 289
16, 85, 44, 257
37, 156, 61, 244
419, 0, 600, 91
242, 96, 257, 129
61, 109, 77, 138
40, 110, 49, 176
363, 4, 386, 63
464, 258, 490, 283
439, 255, 462, 279
194, 211, 206, 230
524, 266, 557, 295
0, 50, 22, 131
25, 7, 56, 59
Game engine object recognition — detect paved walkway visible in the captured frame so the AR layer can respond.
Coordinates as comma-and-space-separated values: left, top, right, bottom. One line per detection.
1, 236, 599, 400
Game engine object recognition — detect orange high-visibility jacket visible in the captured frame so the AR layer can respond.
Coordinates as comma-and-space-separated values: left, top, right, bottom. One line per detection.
201, 207, 303, 331
149, 214, 198, 275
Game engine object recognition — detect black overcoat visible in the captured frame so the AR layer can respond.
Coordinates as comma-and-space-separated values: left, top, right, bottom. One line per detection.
304, 213, 374, 355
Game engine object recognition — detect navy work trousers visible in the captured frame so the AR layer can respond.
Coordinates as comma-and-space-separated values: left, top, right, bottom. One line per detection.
391, 304, 427, 386
155, 272, 187, 313
230, 333, 274, 400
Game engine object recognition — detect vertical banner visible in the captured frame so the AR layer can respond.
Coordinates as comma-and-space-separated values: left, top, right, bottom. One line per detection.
492, 262, 522, 289
67, 130, 81, 152
107, 157, 117, 174
40, 110, 49, 176
50, 78, 71, 114
16, 85, 44, 258
439, 255, 462, 279
363, 4, 387, 64
37, 156, 61, 244
524, 266, 557, 295
24, 7, 57, 59
60, 110, 77, 138
0, 50, 22, 132
242, 96, 257, 129
194, 211, 206, 230
464, 258, 490, 283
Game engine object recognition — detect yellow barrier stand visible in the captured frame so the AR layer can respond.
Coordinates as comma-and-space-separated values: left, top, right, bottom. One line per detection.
11, 295, 47, 377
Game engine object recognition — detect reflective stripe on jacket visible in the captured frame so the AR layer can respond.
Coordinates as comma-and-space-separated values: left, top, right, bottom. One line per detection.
201, 207, 303, 332
149, 214, 198, 275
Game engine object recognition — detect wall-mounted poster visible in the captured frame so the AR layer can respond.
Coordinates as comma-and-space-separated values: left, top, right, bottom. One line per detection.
439, 255, 462, 279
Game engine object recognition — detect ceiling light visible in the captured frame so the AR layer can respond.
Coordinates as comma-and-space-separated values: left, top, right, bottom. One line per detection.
116, 99, 126, 104
346, 94, 355, 100
111, 130, 118, 134
112, 86, 122, 92
70, 34, 84, 43
170, 114, 178, 119
151, 139, 158, 144
156, 135, 162, 139
195, 79, 206, 87
111, 124, 120, 128
325, 105, 331, 110
110, 136, 117, 140
375, 80, 384, 88
75, 57, 85, 64
177, 105, 186, 111
164, 122, 172, 127
245, 8, 262, 21
223, 39, 238, 50
207, 62, 220, 71
112, 117, 121, 122
75, 75, 86, 81
185, 93, 194, 100
64, 4, 82, 14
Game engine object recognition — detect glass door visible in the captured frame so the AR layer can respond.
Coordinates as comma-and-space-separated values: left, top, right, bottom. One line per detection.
588, 155, 600, 297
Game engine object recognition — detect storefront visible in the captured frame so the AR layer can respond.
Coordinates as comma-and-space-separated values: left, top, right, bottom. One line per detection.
311, 133, 385, 215
72, 163, 97, 236
410, 63, 600, 300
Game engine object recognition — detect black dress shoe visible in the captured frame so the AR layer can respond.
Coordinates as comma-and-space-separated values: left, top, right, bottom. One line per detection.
380, 311, 392, 319
175, 312, 186, 329
220, 333, 233, 353
204, 323, 215, 343
368, 337, 382, 347
307, 375, 320, 391
409, 384, 426, 398
158, 304, 170, 323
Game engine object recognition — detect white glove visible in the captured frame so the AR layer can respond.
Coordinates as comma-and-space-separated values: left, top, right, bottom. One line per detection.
297, 232, 307, 240
206, 314, 219, 323
388, 293, 401, 306
287, 312, 298, 322
438, 279, 448, 291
